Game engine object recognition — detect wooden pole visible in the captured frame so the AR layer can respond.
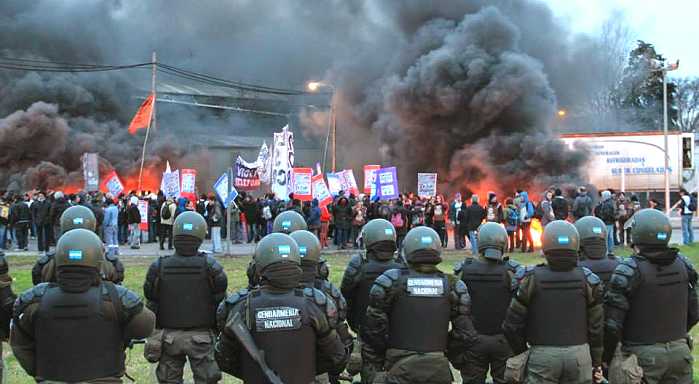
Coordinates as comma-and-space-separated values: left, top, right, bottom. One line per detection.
138, 51, 157, 192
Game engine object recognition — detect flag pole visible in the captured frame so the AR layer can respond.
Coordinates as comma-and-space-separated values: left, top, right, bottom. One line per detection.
138, 51, 157, 192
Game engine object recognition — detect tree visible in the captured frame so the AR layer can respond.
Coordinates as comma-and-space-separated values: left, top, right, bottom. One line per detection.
676, 78, 699, 132
613, 40, 678, 130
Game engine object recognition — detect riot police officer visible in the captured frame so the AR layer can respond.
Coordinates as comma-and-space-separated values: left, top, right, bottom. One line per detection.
575, 216, 619, 286
362, 226, 477, 384
0, 251, 16, 381
11, 228, 155, 383
291, 229, 354, 383
503, 220, 604, 384
603, 209, 698, 383
215, 233, 349, 384
272, 210, 308, 234
32, 205, 125, 285
245, 209, 309, 289
457, 222, 521, 384
143, 211, 228, 384
340, 218, 404, 383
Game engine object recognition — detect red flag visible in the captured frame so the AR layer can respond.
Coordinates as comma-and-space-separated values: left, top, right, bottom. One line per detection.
128, 93, 154, 135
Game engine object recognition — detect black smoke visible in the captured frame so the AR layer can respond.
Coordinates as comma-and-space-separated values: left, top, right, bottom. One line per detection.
0, 0, 609, 193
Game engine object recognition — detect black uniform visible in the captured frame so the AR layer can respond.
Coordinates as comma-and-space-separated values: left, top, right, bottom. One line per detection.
143, 251, 228, 383
604, 251, 699, 383
362, 266, 478, 384
11, 281, 154, 383
457, 257, 521, 384
216, 287, 348, 384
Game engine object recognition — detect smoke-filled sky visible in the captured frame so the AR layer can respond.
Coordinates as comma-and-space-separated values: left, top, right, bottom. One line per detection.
0, 0, 638, 195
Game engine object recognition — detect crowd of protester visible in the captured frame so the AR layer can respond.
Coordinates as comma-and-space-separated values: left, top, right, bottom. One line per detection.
0, 184, 692, 255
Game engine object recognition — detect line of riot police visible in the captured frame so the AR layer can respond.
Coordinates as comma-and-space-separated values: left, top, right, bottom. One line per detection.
0, 206, 694, 384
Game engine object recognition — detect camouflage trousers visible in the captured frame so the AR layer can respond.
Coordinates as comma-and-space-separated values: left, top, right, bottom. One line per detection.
526, 344, 592, 384
156, 329, 221, 384
623, 339, 693, 384
460, 334, 512, 384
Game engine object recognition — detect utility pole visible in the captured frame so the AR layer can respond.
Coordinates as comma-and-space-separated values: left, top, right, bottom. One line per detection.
137, 51, 157, 192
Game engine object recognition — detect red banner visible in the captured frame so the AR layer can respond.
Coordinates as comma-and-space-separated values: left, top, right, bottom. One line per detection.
180, 168, 197, 201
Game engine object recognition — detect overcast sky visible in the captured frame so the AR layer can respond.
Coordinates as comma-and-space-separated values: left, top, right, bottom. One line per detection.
545, 0, 698, 78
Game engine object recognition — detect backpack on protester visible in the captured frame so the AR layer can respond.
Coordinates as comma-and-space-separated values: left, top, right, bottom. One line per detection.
533, 202, 544, 220
596, 200, 616, 223
689, 195, 697, 212
391, 211, 405, 228
262, 205, 273, 220
507, 207, 519, 227
433, 204, 444, 221
161, 204, 172, 220
487, 206, 496, 221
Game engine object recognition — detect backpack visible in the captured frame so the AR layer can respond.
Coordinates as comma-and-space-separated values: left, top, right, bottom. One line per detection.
596, 200, 616, 222
161, 204, 172, 220
533, 202, 544, 220
507, 207, 519, 226
689, 196, 697, 212
433, 204, 444, 220
391, 211, 405, 228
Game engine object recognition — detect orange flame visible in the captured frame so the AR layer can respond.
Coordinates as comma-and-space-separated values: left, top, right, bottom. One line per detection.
530, 218, 543, 249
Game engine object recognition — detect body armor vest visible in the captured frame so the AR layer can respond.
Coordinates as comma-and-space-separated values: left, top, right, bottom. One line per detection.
579, 258, 619, 285
388, 269, 450, 352
158, 254, 214, 329
241, 289, 316, 384
351, 257, 403, 332
526, 266, 588, 346
35, 284, 124, 382
461, 260, 511, 335
624, 257, 688, 344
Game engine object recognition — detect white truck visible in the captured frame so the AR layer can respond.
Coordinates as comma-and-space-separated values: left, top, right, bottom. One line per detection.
560, 131, 695, 192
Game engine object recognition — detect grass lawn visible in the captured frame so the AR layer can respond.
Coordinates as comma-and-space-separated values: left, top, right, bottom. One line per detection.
3, 244, 699, 383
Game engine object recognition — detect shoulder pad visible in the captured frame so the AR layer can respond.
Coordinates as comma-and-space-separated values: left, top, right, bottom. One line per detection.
19, 283, 50, 305
303, 287, 328, 307
114, 285, 142, 310
348, 254, 364, 269
225, 288, 250, 306
615, 258, 638, 278
375, 270, 399, 289
319, 280, 342, 299
454, 279, 468, 295
515, 265, 535, 280
582, 267, 601, 285
105, 253, 119, 262
37, 252, 53, 265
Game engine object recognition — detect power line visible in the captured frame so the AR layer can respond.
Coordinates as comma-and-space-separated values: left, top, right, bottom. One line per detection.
0, 56, 312, 95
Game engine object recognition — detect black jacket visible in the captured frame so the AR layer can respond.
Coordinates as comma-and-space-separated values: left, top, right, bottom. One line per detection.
49, 198, 70, 226
127, 205, 141, 225
460, 204, 486, 232
551, 196, 569, 220
31, 200, 51, 226
10, 201, 32, 225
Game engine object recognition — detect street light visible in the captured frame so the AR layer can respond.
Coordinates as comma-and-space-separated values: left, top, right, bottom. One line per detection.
307, 81, 337, 172
651, 59, 680, 213
557, 109, 567, 118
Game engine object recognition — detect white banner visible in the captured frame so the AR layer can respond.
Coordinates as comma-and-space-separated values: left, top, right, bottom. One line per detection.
417, 173, 438, 197
257, 141, 271, 184
327, 173, 342, 196
161, 166, 180, 200
271, 125, 294, 200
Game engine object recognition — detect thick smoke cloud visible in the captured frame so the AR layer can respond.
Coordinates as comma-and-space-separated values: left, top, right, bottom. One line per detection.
0, 0, 604, 194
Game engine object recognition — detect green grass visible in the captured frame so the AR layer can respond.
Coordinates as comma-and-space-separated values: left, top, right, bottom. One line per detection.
2, 245, 699, 383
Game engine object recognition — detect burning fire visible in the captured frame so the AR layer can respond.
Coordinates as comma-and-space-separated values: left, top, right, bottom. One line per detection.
530, 218, 543, 249
57, 165, 163, 196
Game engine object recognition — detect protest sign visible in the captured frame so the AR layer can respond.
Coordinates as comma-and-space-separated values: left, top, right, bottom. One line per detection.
291, 168, 313, 201
82, 153, 99, 192
100, 170, 124, 197
327, 172, 342, 196
271, 125, 294, 199
341, 169, 360, 196
180, 169, 197, 201
234, 156, 261, 190
417, 173, 438, 197
213, 170, 232, 208
137, 199, 149, 231
312, 174, 333, 207
375, 167, 399, 200
363, 165, 380, 194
